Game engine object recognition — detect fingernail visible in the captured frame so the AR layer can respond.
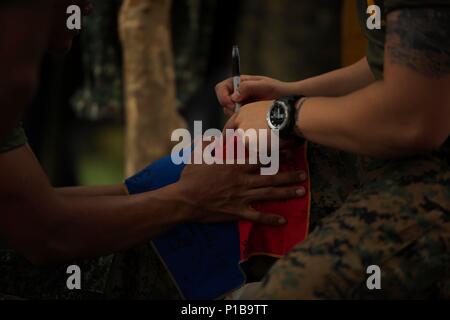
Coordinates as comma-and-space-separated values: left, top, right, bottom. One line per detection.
299, 171, 307, 181
296, 187, 306, 197
278, 217, 287, 225
231, 92, 241, 101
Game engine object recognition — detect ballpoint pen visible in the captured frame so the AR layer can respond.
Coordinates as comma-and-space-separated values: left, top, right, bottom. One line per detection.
232, 45, 241, 113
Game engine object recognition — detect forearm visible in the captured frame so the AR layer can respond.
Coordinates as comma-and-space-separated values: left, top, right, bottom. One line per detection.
49, 184, 193, 262
287, 57, 375, 97
3, 183, 194, 265
297, 80, 448, 158
0, 146, 196, 264
56, 184, 127, 197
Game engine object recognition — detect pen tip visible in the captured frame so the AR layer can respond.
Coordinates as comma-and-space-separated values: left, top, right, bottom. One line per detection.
232, 46, 240, 76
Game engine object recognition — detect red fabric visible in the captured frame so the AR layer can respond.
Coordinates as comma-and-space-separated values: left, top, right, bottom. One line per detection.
240, 144, 310, 261
217, 137, 310, 261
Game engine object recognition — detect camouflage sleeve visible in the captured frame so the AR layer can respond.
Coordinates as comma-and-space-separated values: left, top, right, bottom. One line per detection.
253, 155, 450, 299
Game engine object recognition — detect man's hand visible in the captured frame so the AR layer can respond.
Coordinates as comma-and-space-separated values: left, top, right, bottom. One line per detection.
177, 159, 307, 226
216, 75, 296, 116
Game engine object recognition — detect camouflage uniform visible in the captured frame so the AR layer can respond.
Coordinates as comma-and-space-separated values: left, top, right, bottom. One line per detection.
253, 145, 450, 299
0, 247, 114, 300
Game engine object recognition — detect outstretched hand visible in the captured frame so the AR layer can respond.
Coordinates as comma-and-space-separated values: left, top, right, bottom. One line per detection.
177, 142, 307, 226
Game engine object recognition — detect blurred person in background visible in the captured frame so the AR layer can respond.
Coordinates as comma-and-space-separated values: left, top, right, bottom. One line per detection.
216, 0, 450, 299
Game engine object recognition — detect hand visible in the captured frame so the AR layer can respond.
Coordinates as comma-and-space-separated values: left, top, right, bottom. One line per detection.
224, 100, 273, 132
177, 158, 307, 226
215, 75, 296, 116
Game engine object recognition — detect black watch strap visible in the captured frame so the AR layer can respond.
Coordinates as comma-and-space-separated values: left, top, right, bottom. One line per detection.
278, 95, 302, 107
278, 95, 303, 139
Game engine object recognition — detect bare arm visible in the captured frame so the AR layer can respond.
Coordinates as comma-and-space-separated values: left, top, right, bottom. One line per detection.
288, 57, 375, 97
0, 146, 195, 265
295, 8, 450, 157
56, 185, 127, 197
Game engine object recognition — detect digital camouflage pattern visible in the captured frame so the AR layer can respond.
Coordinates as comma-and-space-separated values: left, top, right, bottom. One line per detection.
0, 248, 114, 299
307, 143, 360, 231
0, 242, 181, 300
104, 243, 181, 299
253, 142, 450, 299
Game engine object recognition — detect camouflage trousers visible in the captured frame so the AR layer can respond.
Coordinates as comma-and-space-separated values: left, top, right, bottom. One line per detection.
253, 143, 450, 299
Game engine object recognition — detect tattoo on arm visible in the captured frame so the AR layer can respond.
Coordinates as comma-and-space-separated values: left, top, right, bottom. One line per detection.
386, 7, 450, 78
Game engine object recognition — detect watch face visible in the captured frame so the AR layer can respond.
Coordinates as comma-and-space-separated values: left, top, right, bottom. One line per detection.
268, 101, 289, 130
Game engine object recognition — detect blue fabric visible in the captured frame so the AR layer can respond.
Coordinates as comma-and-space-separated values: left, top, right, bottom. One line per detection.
125, 155, 245, 300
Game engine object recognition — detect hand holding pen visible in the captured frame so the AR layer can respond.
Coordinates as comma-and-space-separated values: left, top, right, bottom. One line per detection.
216, 45, 291, 115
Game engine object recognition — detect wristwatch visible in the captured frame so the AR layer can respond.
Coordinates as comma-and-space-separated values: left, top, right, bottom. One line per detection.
266, 95, 305, 139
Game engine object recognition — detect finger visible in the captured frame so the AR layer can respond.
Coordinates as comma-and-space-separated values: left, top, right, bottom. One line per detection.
237, 208, 287, 226
248, 171, 307, 188
231, 81, 258, 102
249, 185, 306, 202
223, 107, 234, 117
215, 78, 235, 111
249, 186, 306, 203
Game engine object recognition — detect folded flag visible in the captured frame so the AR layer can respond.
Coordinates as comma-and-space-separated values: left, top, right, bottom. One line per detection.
125, 142, 310, 300
239, 144, 310, 261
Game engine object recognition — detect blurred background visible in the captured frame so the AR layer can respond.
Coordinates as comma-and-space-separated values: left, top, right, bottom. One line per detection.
24, 0, 366, 188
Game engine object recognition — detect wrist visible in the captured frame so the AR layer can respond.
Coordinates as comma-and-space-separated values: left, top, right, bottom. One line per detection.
168, 181, 201, 222
151, 182, 199, 223
279, 81, 303, 97
294, 97, 309, 138
268, 96, 303, 139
